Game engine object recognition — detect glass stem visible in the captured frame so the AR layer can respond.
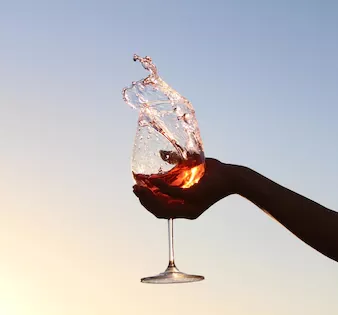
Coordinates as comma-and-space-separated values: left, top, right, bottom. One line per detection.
168, 218, 175, 267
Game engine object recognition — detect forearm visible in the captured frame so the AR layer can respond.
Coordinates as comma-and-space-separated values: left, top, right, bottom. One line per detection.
233, 165, 338, 262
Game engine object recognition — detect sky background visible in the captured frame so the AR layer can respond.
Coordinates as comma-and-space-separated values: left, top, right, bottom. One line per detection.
1, 1, 338, 314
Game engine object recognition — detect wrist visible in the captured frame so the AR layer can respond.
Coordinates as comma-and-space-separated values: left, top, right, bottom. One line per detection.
226, 164, 251, 196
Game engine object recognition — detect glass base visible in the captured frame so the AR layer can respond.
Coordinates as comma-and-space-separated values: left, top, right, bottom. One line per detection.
141, 264, 204, 284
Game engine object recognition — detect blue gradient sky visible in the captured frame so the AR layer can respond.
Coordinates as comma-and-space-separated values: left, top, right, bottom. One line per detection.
1, 1, 338, 314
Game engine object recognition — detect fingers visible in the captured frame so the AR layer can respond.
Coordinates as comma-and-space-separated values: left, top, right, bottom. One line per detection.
133, 185, 174, 219
133, 185, 197, 219
149, 179, 192, 199
133, 186, 164, 218
133, 185, 141, 197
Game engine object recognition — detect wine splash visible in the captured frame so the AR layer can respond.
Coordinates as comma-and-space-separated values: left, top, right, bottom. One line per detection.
122, 54, 205, 188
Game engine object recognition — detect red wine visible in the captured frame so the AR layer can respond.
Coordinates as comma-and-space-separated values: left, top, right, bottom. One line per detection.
134, 153, 205, 189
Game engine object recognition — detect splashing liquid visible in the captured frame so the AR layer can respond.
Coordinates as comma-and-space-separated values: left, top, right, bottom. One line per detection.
123, 55, 205, 189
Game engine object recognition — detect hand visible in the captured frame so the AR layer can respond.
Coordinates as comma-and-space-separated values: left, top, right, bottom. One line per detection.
133, 158, 237, 219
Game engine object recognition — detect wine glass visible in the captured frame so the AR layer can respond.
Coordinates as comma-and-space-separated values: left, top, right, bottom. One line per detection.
123, 55, 205, 284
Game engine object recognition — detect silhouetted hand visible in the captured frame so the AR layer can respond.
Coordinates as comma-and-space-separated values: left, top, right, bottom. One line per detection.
133, 158, 237, 219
